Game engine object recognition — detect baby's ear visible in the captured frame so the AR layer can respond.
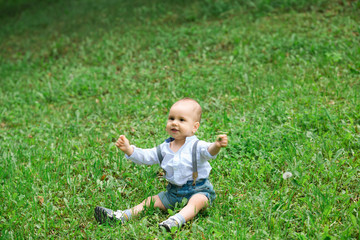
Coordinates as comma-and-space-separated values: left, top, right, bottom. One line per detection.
193, 122, 200, 133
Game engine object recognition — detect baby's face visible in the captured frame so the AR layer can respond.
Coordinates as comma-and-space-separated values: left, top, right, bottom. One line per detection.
166, 102, 199, 141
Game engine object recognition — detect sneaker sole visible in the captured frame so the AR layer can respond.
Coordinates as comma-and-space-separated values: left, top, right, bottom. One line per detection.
94, 206, 112, 224
159, 224, 171, 232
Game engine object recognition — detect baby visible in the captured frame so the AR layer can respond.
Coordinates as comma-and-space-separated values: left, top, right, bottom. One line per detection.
94, 98, 228, 231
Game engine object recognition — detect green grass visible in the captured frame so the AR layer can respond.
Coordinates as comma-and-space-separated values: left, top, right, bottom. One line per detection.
1, 0, 359, 239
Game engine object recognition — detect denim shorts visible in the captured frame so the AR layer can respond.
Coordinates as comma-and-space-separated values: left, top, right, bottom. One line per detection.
158, 179, 216, 210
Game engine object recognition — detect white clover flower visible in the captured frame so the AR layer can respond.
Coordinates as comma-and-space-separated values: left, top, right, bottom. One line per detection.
283, 172, 293, 179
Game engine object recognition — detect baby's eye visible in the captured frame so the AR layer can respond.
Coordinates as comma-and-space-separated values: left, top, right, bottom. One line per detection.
180, 118, 185, 122
169, 117, 175, 120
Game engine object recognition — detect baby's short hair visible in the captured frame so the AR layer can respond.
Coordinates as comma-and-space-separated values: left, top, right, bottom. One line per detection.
175, 98, 202, 122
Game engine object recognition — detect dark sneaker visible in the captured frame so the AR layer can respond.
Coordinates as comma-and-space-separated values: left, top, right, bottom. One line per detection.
94, 206, 128, 224
158, 218, 180, 232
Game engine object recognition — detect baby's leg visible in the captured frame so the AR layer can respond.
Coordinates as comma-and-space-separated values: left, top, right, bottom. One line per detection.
178, 193, 209, 221
130, 195, 166, 216
159, 193, 209, 231
94, 195, 166, 224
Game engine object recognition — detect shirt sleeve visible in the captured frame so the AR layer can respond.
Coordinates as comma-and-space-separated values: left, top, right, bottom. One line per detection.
198, 140, 218, 161
125, 145, 160, 165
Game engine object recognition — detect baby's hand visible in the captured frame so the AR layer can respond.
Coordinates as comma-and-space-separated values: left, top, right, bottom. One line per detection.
216, 134, 228, 148
115, 135, 133, 155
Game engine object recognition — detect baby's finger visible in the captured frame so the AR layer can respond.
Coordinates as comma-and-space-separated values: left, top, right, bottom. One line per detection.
220, 135, 228, 146
116, 135, 123, 142
217, 134, 227, 141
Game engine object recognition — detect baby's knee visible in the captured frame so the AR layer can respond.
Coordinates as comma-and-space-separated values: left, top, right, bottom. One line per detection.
189, 193, 209, 207
143, 196, 155, 205
143, 195, 165, 209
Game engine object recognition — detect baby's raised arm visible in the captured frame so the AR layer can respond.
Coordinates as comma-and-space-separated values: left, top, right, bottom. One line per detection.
208, 134, 228, 156
115, 135, 134, 156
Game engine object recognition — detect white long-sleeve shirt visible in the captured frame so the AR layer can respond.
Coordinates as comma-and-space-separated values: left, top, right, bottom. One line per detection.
125, 135, 217, 186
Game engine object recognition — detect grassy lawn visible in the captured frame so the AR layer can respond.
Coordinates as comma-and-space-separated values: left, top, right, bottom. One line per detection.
1, 0, 359, 238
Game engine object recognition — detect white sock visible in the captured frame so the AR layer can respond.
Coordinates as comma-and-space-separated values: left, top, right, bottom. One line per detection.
171, 213, 186, 227
124, 209, 132, 220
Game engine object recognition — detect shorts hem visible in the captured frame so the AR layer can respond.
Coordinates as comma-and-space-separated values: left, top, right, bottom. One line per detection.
157, 179, 216, 210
